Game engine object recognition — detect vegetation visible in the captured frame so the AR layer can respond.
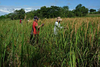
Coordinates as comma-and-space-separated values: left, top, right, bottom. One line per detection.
74, 4, 88, 17
86, 14, 100, 17
89, 9, 100, 14
23, 4, 88, 18
0, 3, 100, 67
6, 9, 25, 20
90, 9, 96, 13
1, 4, 100, 20
0, 17, 100, 67
0, 4, 89, 19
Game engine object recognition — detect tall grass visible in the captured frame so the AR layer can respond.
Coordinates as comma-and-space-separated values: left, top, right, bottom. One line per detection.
0, 17, 100, 67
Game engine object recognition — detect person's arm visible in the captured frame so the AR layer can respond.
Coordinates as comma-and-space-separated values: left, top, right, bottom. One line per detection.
55, 22, 62, 29
36, 23, 44, 30
59, 25, 63, 29
58, 23, 64, 29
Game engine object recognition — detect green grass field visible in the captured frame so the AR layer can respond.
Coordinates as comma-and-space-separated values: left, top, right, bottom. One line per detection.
0, 17, 100, 67
86, 14, 100, 17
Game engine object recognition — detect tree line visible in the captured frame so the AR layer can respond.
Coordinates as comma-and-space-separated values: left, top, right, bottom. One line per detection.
0, 4, 100, 19
26, 4, 88, 19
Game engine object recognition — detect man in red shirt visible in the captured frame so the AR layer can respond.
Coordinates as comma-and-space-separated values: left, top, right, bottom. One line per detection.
20, 19, 21, 23
30, 16, 44, 44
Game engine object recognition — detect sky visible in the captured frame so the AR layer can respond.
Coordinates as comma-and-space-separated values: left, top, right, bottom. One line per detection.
0, 0, 100, 16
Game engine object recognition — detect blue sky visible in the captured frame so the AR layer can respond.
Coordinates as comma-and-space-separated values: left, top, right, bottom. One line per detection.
0, 0, 100, 16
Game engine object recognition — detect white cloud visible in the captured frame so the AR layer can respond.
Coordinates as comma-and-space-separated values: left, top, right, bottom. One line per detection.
0, 9, 11, 13
0, 6, 15, 16
0, 12, 8, 16
69, 9, 74, 11
14, 8, 21, 10
25, 8, 33, 12
0, 6, 41, 16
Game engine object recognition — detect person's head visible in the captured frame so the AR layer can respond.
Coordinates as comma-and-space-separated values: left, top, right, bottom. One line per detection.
57, 17, 62, 22
34, 16, 39, 22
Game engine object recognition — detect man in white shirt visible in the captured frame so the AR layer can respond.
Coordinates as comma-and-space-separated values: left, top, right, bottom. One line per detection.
54, 17, 63, 35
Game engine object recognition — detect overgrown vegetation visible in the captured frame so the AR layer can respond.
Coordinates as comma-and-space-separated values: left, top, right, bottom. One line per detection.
0, 17, 100, 67
0, 4, 89, 19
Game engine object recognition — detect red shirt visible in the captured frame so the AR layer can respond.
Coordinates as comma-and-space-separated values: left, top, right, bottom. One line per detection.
20, 19, 21, 23
33, 21, 39, 34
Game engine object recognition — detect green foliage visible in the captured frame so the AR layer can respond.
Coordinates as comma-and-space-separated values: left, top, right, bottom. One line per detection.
1, 4, 100, 19
21, 4, 88, 18
86, 14, 100, 17
26, 11, 34, 19
5, 9, 25, 20
34, 6, 61, 18
60, 6, 69, 17
0, 17, 100, 67
67, 11, 75, 17
89, 9, 100, 14
0, 15, 6, 19
90, 9, 96, 13
98, 9, 100, 14
0, 4, 89, 19
74, 4, 88, 17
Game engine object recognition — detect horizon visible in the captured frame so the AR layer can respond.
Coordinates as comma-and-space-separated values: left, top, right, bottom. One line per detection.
0, 0, 100, 16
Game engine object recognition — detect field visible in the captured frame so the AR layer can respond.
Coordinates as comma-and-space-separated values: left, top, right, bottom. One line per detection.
86, 14, 100, 17
0, 17, 100, 67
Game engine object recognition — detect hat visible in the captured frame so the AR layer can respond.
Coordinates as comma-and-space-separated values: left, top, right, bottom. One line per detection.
34, 16, 39, 20
57, 17, 62, 21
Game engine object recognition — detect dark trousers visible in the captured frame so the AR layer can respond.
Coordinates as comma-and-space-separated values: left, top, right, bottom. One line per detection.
30, 34, 38, 44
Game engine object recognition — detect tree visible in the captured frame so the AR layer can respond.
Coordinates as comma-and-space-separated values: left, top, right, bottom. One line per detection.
4, 4, 91, 19
74, 4, 88, 17
60, 6, 69, 17
67, 11, 75, 17
34, 9, 41, 18
76, 4, 82, 10
19, 9, 25, 19
34, 6, 61, 18
98, 9, 100, 13
26, 11, 34, 19
63, 6, 69, 11
40, 6, 48, 18
90, 9, 96, 13
0, 15, 6, 19
49, 6, 61, 18
9, 8, 25, 20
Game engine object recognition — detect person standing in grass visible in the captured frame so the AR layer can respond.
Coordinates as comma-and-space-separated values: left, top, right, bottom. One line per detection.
30, 16, 44, 44
27, 19, 29, 24
54, 17, 63, 35
20, 19, 23, 24
20, 19, 22, 24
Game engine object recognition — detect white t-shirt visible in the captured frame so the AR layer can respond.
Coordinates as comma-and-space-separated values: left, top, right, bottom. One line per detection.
54, 21, 62, 35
